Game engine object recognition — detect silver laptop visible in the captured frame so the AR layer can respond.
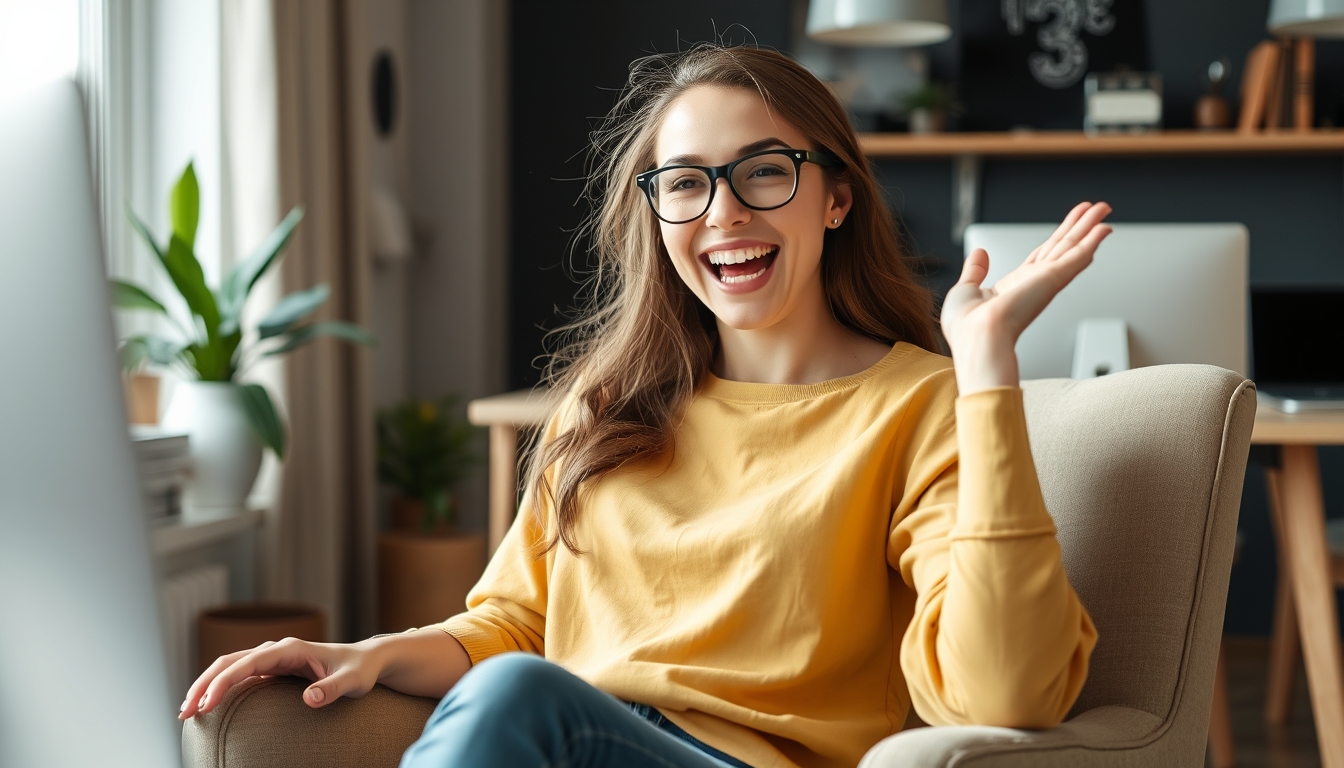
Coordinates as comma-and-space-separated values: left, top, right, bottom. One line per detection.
0, 80, 181, 767
1252, 287, 1344, 413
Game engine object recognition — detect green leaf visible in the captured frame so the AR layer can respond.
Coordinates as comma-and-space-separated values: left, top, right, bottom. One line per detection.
238, 383, 286, 458
110, 280, 167, 314
120, 335, 188, 372
171, 162, 200, 249
219, 207, 304, 335
258, 284, 330, 339
263, 321, 376, 357
163, 234, 221, 338
127, 208, 165, 261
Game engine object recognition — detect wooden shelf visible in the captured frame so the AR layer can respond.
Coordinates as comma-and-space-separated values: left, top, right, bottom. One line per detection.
857, 129, 1344, 158
152, 505, 265, 557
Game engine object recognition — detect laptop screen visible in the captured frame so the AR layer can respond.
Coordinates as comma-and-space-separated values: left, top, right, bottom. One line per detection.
1251, 287, 1344, 385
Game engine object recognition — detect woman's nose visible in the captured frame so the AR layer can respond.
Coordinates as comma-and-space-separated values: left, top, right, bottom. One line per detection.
703, 177, 750, 229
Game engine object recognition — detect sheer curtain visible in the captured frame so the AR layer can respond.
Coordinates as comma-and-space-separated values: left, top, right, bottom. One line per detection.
81, 0, 376, 641
265, 0, 376, 641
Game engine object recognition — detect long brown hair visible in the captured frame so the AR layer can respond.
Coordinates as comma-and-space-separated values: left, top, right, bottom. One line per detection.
527, 44, 939, 555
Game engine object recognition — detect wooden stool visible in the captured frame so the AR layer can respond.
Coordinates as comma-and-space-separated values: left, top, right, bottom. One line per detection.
1208, 533, 1245, 768
1264, 499, 1344, 725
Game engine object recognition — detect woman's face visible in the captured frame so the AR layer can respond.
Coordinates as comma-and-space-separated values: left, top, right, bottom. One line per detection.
651, 85, 851, 332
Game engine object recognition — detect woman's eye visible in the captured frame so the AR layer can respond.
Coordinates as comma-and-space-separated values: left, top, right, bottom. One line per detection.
749, 165, 786, 178
666, 176, 704, 192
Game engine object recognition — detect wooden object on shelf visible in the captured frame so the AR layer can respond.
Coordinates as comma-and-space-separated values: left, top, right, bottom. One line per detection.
124, 373, 160, 425
856, 129, 1344, 157
1265, 39, 1289, 130
1296, 37, 1316, 131
377, 530, 486, 633
197, 602, 325, 673
1239, 40, 1281, 133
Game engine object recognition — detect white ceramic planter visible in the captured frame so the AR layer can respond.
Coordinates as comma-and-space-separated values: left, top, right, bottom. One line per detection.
162, 381, 263, 522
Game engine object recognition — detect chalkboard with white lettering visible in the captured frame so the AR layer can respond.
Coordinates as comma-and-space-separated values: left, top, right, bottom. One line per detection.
959, 0, 1151, 131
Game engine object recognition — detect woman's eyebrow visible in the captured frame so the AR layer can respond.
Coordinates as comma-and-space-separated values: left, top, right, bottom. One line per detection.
659, 137, 789, 168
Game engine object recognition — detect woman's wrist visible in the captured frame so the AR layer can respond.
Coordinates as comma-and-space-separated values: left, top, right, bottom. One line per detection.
950, 332, 1020, 395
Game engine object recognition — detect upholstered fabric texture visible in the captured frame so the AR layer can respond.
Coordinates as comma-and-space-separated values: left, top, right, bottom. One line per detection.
182, 365, 1255, 768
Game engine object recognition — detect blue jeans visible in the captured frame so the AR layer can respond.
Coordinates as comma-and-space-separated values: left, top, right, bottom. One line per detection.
400, 652, 753, 768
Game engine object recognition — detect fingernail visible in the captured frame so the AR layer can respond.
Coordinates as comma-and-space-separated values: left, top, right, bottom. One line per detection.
307, 687, 324, 703
179, 701, 187, 712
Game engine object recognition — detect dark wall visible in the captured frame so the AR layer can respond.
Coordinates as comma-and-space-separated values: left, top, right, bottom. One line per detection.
509, 0, 1344, 635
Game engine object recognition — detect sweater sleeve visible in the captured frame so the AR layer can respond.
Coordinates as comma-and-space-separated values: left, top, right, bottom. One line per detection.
427, 403, 569, 664
889, 386, 1098, 728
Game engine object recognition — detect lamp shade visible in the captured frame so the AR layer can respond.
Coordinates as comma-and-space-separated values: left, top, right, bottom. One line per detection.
1268, 0, 1344, 37
806, 0, 951, 46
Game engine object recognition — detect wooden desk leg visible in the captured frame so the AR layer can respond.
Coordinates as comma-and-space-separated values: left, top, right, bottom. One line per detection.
1265, 467, 1301, 724
488, 424, 518, 557
1279, 444, 1344, 768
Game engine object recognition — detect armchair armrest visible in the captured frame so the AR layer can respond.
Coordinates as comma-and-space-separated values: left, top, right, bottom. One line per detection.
859, 706, 1165, 768
182, 676, 438, 768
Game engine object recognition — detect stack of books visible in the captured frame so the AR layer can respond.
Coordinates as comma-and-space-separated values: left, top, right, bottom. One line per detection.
1239, 37, 1315, 132
130, 426, 192, 525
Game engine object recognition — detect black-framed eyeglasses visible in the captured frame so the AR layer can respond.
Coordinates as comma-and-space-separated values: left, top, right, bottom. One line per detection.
635, 148, 841, 225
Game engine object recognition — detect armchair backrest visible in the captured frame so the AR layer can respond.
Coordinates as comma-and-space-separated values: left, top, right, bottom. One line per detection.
1021, 365, 1254, 727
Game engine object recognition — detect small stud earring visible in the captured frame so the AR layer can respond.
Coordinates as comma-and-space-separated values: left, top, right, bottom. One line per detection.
831, 218, 840, 226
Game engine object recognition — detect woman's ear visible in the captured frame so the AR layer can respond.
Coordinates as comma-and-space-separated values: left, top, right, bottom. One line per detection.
827, 176, 854, 227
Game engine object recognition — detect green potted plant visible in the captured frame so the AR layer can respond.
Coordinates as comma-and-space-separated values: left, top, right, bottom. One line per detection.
375, 395, 485, 633
899, 82, 960, 134
111, 162, 374, 521
376, 395, 477, 531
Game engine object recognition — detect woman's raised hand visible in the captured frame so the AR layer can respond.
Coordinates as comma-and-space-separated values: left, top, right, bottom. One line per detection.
940, 202, 1113, 395
178, 637, 380, 719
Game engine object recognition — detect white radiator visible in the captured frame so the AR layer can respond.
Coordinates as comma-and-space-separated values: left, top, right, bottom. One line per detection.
159, 565, 229, 698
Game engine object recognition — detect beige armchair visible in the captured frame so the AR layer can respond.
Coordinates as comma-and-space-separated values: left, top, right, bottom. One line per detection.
184, 364, 1255, 767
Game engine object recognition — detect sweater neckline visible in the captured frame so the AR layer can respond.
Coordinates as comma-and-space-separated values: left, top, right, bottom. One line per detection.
700, 342, 914, 403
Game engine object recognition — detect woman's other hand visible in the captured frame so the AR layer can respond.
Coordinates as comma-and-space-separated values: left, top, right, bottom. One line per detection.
940, 202, 1113, 395
178, 636, 380, 719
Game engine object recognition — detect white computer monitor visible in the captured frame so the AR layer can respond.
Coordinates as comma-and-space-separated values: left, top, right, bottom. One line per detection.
965, 223, 1249, 380
0, 81, 180, 767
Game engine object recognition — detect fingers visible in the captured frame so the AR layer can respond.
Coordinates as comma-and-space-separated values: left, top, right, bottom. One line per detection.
1027, 202, 1092, 263
187, 638, 321, 718
303, 665, 366, 709
1042, 202, 1112, 263
958, 248, 990, 288
179, 644, 270, 720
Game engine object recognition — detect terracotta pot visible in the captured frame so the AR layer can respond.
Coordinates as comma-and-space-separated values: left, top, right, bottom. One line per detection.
197, 602, 325, 674
124, 373, 160, 425
378, 530, 486, 633
390, 495, 458, 533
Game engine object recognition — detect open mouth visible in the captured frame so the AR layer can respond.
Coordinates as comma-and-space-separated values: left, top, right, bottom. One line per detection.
702, 244, 780, 285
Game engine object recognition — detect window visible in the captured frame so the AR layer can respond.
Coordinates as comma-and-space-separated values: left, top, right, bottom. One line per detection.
0, 0, 79, 103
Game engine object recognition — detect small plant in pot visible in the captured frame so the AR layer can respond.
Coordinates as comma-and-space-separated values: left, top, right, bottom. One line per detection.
111, 162, 374, 521
375, 395, 485, 633
899, 82, 960, 135
376, 395, 477, 532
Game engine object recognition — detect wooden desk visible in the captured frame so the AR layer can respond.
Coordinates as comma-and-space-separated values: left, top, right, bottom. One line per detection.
466, 389, 553, 554
1252, 401, 1344, 768
468, 388, 1344, 767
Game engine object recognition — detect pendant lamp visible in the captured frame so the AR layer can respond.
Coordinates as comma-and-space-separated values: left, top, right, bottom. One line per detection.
806, 0, 951, 46
1268, 0, 1344, 36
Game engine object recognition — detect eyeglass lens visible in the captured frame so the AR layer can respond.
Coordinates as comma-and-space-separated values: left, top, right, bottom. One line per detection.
649, 153, 798, 223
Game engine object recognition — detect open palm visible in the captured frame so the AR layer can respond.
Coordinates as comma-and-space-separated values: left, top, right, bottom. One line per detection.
941, 202, 1113, 392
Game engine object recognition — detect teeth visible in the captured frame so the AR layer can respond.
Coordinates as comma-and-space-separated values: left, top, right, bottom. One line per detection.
720, 264, 770, 283
706, 244, 775, 265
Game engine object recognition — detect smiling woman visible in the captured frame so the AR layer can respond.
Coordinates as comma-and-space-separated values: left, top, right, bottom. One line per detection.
182, 43, 1112, 768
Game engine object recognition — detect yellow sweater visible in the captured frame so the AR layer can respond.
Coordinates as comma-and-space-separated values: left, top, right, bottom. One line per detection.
434, 343, 1097, 768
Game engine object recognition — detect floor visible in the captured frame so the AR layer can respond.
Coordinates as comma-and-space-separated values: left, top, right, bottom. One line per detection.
1221, 635, 1321, 767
